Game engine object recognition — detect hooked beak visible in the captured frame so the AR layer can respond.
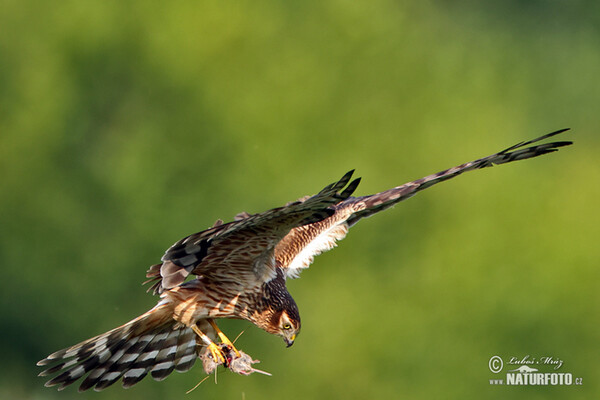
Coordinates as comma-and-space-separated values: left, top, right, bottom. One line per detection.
284, 334, 296, 348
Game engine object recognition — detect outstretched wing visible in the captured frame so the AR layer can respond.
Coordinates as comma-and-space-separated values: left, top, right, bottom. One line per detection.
277, 129, 572, 279
146, 171, 361, 294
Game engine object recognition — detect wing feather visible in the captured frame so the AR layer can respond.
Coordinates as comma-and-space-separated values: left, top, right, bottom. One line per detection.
274, 129, 572, 276
146, 171, 361, 293
149, 130, 571, 286
346, 129, 572, 226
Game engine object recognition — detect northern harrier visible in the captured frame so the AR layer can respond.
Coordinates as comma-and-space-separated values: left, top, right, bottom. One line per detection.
38, 129, 572, 391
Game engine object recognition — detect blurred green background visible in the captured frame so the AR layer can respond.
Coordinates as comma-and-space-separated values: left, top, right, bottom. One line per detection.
1, 0, 598, 399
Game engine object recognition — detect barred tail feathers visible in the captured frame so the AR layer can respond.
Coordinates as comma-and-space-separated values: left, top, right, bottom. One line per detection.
37, 304, 210, 391
347, 129, 572, 225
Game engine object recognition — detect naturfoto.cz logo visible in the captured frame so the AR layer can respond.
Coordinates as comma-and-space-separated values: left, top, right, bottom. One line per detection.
488, 355, 582, 386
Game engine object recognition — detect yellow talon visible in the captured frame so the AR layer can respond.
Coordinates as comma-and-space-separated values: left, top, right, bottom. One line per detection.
208, 319, 241, 357
207, 342, 226, 364
191, 323, 227, 364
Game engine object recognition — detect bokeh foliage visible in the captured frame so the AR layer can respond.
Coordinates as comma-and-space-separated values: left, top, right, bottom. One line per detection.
1, 1, 598, 399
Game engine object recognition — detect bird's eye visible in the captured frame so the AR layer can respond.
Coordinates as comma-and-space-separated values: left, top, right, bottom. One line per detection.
282, 323, 292, 330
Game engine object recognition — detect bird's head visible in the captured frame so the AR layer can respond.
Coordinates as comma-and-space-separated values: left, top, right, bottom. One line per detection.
274, 309, 301, 347
259, 307, 301, 347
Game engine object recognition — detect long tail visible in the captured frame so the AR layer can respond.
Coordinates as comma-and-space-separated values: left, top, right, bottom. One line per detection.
346, 129, 572, 225
37, 304, 210, 392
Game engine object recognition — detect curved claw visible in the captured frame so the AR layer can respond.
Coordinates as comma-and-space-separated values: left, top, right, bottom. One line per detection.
208, 319, 241, 357
207, 342, 227, 365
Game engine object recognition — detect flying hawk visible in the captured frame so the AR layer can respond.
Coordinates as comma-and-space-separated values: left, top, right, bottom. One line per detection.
38, 129, 572, 391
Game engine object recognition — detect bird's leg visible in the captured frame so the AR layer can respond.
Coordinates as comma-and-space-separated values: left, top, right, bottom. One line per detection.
208, 319, 241, 357
191, 323, 226, 365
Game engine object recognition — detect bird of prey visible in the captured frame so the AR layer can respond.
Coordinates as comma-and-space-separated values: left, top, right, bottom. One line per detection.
38, 129, 572, 391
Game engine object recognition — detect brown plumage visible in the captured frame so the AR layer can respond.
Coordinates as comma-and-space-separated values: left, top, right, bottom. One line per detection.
38, 129, 572, 391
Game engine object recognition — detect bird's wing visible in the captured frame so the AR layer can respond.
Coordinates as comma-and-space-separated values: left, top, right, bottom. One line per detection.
346, 128, 571, 226
277, 129, 572, 279
274, 201, 362, 279
145, 170, 361, 294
